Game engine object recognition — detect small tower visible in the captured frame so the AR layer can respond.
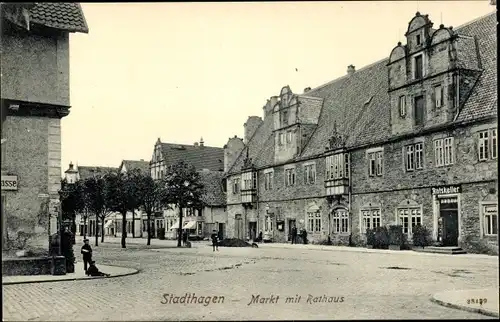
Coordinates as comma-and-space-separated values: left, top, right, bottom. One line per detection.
64, 162, 78, 184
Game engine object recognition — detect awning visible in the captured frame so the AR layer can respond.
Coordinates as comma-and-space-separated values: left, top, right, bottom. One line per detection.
104, 220, 113, 228
183, 221, 197, 230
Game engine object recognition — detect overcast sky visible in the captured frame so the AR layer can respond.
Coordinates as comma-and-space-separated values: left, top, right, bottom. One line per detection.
62, 1, 495, 171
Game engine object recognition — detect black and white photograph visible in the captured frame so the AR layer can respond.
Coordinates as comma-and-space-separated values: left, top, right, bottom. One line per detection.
1, 1, 498, 320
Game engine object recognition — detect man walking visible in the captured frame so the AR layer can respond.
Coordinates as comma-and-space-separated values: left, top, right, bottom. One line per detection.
211, 230, 219, 251
291, 225, 297, 244
80, 238, 92, 273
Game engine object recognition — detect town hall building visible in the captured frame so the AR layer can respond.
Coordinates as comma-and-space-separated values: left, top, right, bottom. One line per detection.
224, 12, 497, 254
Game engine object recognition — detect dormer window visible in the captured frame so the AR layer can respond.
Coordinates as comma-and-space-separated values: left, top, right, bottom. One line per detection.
416, 34, 421, 45
414, 54, 423, 79
281, 109, 289, 126
434, 85, 443, 108
399, 95, 406, 117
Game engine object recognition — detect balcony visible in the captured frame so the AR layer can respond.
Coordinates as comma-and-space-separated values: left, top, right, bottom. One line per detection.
241, 188, 256, 205
325, 177, 349, 196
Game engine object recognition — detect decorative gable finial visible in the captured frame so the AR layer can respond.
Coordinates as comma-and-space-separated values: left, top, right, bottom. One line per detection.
325, 121, 344, 151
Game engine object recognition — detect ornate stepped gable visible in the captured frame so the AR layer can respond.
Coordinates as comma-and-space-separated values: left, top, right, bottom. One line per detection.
227, 12, 496, 175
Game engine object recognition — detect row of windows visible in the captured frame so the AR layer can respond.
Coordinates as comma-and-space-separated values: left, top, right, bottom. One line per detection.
231, 129, 497, 192
259, 203, 498, 236
278, 131, 293, 146
398, 84, 445, 119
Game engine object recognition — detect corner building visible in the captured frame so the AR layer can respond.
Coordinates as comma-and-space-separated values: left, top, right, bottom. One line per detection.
224, 12, 497, 253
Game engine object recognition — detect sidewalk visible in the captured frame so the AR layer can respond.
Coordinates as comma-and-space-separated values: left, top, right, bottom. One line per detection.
257, 242, 499, 259
78, 236, 195, 248
2, 261, 138, 285
431, 288, 499, 317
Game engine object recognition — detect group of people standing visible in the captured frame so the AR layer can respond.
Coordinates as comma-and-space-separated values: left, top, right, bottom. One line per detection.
290, 225, 308, 244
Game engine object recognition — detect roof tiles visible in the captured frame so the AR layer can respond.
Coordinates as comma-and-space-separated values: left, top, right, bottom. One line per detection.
29, 3, 88, 33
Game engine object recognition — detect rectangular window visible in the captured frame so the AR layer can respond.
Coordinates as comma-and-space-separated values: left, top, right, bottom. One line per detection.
326, 154, 347, 180
434, 85, 443, 108
414, 95, 425, 126
376, 151, 383, 176
252, 172, 257, 189
286, 131, 292, 144
478, 129, 497, 161
414, 55, 423, 79
405, 142, 424, 171
285, 168, 296, 186
344, 153, 350, 178
282, 110, 288, 126
332, 209, 350, 234
416, 34, 421, 45
307, 212, 322, 232
361, 209, 381, 233
279, 133, 284, 146
399, 95, 406, 117
304, 163, 316, 185
232, 178, 240, 194
434, 137, 454, 167
483, 204, 498, 236
264, 171, 273, 190
398, 207, 422, 235
368, 152, 376, 177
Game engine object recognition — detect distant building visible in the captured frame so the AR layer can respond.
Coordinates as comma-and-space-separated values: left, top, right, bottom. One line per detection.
150, 138, 227, 239
1, 3, 88, 249
225, 12, 497, 254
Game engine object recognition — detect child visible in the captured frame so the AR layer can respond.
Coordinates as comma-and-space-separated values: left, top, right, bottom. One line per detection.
86, 261, 110, 277
80, 238, 92, 273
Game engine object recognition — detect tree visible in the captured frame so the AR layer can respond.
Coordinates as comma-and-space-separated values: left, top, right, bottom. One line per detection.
133, 170, 169, 246
103, 172, 136, 248
59, 178, 85, 235
84, 176, 113, 246
163, 161, 205, 247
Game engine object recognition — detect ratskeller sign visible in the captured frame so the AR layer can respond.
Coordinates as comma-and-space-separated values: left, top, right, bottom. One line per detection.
431, 185, 461, 195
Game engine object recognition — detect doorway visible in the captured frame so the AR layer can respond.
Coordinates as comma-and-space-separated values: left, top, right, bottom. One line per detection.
235, 214, 243, 239
218, 223, 225, 240
439, 198, 459, 246
248, 221, 257, 241
287, 219, 296, 241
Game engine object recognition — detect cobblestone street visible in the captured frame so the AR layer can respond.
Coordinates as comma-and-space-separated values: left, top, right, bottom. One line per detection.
2, 243, 498, 321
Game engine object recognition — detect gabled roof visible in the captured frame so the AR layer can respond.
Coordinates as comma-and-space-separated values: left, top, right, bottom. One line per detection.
160, 142, 224, 172
199, 170, 226, 206
119, 160, 150, 174
29, 3, 89, 33
77, 166, 118, 180
227, 12, 496, 174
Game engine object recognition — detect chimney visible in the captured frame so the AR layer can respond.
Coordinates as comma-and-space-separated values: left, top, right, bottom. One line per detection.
199, 137, 204, 147
304, 87, 311, 93
194, 142, 199, 146
347, 65, 356, 75
69, 162, 74, 170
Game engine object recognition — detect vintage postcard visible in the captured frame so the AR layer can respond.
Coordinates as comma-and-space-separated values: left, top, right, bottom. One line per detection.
1, 1, 498, 321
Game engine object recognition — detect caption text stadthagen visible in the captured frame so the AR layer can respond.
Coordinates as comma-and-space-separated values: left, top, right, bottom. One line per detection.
160, 293, 345, 306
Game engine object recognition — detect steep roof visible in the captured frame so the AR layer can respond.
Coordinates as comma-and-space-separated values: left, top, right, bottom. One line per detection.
120, 160, 150, 174
227, 12, 496, 174
199, 170, 226, 206
77, 166, 118, 180
160, 142, 224, 172
29, 3, 89, 33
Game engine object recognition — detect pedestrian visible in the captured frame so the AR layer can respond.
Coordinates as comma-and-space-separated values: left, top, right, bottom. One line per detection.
86, 260, 110, 277
302, 229, 308, 245
258, 231, 263, 243
80, 238, 92, 273
291, 225, 297, 244
182, 230, 188, 246
211, 230, 219, 251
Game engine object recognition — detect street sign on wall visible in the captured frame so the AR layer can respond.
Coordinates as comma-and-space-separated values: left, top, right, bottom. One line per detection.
1, 175, 18, 191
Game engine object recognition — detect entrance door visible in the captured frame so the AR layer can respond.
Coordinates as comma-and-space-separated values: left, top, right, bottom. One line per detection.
440, 199, 459, 246
235, 214, 243, 239
288, 219, 296, 241
248, 221, 257, 241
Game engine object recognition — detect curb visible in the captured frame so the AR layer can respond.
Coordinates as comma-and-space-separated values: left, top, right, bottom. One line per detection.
2, 267, 140, 286
430, 295, 499, 318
